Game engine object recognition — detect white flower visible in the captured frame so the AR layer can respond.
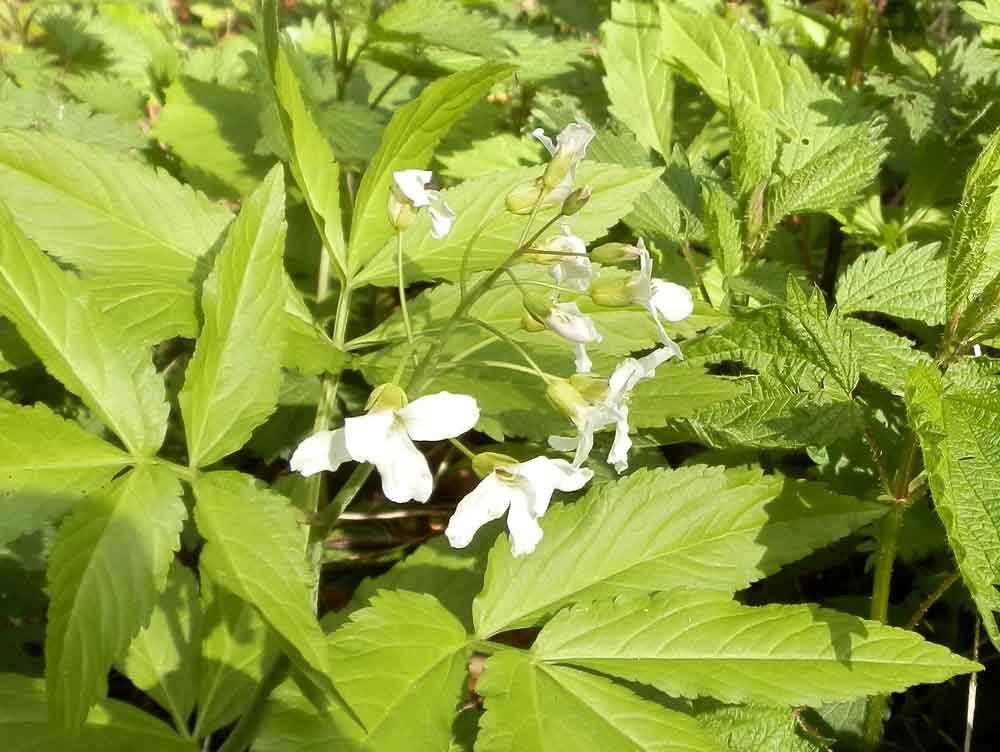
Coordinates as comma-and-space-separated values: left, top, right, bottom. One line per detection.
546, 302, 602, 374
548, 347, 676, 472
446, 456, 593, 556
290, 390, 479, 504
532, 121, 596, 197
628, 239, 694, 356
546, 226, 592, 292
391, 169, 456, 238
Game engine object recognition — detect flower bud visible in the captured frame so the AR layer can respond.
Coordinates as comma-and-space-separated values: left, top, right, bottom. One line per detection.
535, 123, 596, 191
589, 275, 636, 308
505, 179, 546, 215
521, 310, 546, 332
561, 185, 592, 216
366, 383, 408, 413
471, 451, 518, 479
522, 290, 555, 324
545, 378, 591, 425
387, 187, 417, 232
591, 242, 642, 266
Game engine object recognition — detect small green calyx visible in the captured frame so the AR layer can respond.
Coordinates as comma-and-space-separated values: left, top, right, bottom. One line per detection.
472, 452, 518, 479
591, 242, 636, 266
522, 291, 555, 323
387, 187, 417, 232
545, 378, 591, 424
366, 383, 408, 413
561, 185, 592, 216
505, 179, 545, 215
569, 373, 608, 403
589, 275, 635, 308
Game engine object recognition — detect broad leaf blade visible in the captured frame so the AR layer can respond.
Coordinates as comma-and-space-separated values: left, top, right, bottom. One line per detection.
0, 400, 131, 545
0, 201, 169, 456
477, 651, 721, 752
180, 166, 287, 468
45, 466, 186, 731
534, 590, 980, 705
836, 242, 945, 325
348, 63, 515, 276
473, 466, 885, 636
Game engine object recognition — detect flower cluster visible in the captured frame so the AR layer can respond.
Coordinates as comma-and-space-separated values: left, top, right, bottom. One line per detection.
291, 123, 695, 557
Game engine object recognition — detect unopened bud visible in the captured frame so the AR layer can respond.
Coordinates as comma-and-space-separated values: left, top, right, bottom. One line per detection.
522, 291, 555, 323
561, 186, 592, 216
387, 188, 417, 232
505, 179, 546, 215
545, 378, 591, 425
472, 451, 518, 479
591, 242, 640, 266
521, 310, 545, 332
366, 383, 408, 413
589, 275, 635, 308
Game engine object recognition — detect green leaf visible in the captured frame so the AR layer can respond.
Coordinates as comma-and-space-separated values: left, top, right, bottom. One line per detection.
473, 466, 885, 636
352, 161, 662, 287
844, 318, 933, 394
272, 45, 346, 278
906, 364, 1000, 648
375, 0, 505, 57
781, 282, 860, 397
629, 367, 742, 427
0, 202, 169, 456
728, 88, 778, 200
120, 563, 201, 729
0, 400, 131, 545
836, 243, 945, 325
533, 589, 980, 705
348, 63, 515, 276
0, 672, 196, 752
477, 651, 722, 752
193, 472, 336, 700
179, 166, 287, 467
325, 590, 469, 750
45, 465, 186, 732
152, 76, 270, 198
195, 572, 278, 738
702, 183, 743, 280
255, 678, 359, 751
945, 126, 1000, 326
692, 702, 824, 752
602, 0, 673, 159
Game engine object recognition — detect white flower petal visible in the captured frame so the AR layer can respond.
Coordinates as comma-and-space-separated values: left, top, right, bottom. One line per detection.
550, 255, 592, 292
375, 428, 434, 503
289, 429, 351, 476
574, 343, 592, 374
445, 473, 512, 549
398, 392, 480, 441
343, 410, 395, 463
650, 280, 694, 322
428, 195, 455, 239
506, 491, 544, 557
547, 302, 602, 344
393, 169, 433, 207
607, 414, 632, 473
554, 122, 595, 163
638, 346, 677, 372
532, 127, 557, 155
548, 434, 579, 452
516, 456, 592, 516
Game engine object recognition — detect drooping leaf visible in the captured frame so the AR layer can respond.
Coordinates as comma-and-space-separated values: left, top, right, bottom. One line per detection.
473, 466, 885, 636
0, 673, 195, 752
120, 563, 201, 729
0, 400, 131, 545
477, 651, 722, 752
602, 0, 673, 159
836, 243, 946, 325
179, 166, 287, 468
533, 589, 980, 705
45, 466, 186, 732
0, 201, 168, 456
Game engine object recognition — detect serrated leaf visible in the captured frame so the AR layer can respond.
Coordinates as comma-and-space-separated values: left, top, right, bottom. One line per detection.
195, 572, 278, 738
324, 591, 469, 750
477, 651, 722, 752
255, 678, 359, 752
45, 465, 186, 732
473, 466, 885, 636
0, 672, 195, 752
533, 589, 980, 705
836, 243, 945, 325
629, 367, 742, 427
703, 183, 743, 280
180, 166, 287, 467
0, 400, 131, 545
193, 472, 337, 700
352, 161, 662, 287
844, 318, 933, 394
376, 0, 505, 57
782, 282, 860, 397
0, 202, 168, 456
349, 63, 515, 276
906, 364, 1000, 648
120, 563, 201, 729
692, 702, 822, 752
602, 0, 673, 159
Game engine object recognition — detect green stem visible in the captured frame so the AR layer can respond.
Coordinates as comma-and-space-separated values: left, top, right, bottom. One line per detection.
217, 655, 291, 752
441, 359, 549, 379
463, 317, 549, 380
396, 232, 415, 348
309, 463, 375, 546
448, 437, 477, 459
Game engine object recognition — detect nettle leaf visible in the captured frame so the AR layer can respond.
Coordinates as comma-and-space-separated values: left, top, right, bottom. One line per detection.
0, 400, 131, 545
348, 63, 515, 276
120, 563, 201, 730
473, 466, 885, 636
533, 590, 980, 706
0, 203, 168, 456
781, 282, 860, 397
195, 572, 278, 738
945, 126, 1000, 326
477, 651, 721, 752
836, 243, 946, 325
193, 472, 336, 700
272, 45, 346, 279
703, 182, 743, 281
179, 166, 287, 468
844, 318, 933, 395
375, 0, 505, 57
324, 591, 469, 750
45, 465, 186, 732
602, 0, 673, 159
906, 364, 1000, 648
691, 702, 820, 752
352, 161, 662, 287
629, 367, 742, 427
0, 673, 195, 752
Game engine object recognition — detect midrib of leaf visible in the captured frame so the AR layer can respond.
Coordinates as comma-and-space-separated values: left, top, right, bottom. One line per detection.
538, 664, 649, 747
